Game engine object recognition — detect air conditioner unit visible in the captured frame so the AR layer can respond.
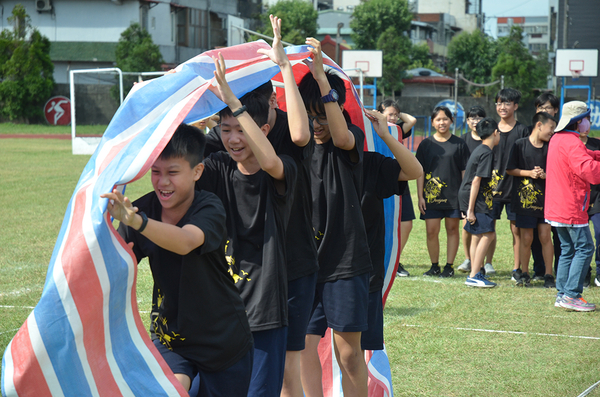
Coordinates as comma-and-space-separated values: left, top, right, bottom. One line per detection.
36, 0, 52, 12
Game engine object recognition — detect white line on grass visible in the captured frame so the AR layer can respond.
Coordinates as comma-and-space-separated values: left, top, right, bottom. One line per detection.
403, 324, 600, 340
578, 379, 600, 397
0, 305, 35, 309
0, 329, 20, 335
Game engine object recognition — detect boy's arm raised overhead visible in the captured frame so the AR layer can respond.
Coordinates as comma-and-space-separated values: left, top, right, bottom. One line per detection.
212, 53, 285, 180
367, 109, 422, 181
101, 189, 205, 255
257, 15, 310, 147
305, 37, 355, 151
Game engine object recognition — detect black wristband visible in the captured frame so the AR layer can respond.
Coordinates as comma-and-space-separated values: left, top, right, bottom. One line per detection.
232, 105, 247, 117
136, 211, 148, 233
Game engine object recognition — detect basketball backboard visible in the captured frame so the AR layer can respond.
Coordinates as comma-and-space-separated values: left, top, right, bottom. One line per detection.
555, 49, 598, 77
342, 50, 382, 78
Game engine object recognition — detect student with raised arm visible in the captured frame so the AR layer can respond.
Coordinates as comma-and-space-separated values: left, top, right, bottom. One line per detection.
197, 53, 298, 396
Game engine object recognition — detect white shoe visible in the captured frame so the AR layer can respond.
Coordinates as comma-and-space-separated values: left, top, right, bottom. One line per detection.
457, 259, 471, 273
595, 276, 600, 287
484, 263, 496, 275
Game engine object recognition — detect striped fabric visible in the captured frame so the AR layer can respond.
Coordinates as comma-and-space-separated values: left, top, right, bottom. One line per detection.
1, 40, 400, 397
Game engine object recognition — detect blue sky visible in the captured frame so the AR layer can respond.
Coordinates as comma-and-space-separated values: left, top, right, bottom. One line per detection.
482, 0, 551, 38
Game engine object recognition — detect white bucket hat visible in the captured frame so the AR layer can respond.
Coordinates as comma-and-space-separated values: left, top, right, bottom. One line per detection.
555, 100, 591, 132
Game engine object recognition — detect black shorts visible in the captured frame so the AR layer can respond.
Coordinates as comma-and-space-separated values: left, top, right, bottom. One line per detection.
286, 272, 318, 351
420, 208, 461, 220
491, 201, 517, 221
307, 273, 369, 334
515, 214, 546, 229
401, 189, 416, 221
463, 212, 495, 235
360, 291, 384, 351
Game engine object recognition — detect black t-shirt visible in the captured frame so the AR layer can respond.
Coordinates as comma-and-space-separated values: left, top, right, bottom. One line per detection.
415, 135, 470, 210
458, 144, 495, 213
312, 123, 372, 283
361, 152, 406, 293
491, 122, 529, 203
586, 138, 600, 216
197, 151, 297, 332
506, 137, 548, 218
460, 131, 482, 154
118, 190, 253, 372
203, 110, 318, 280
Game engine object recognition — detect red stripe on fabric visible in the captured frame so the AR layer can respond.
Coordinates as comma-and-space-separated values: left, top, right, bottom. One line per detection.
10, 322, 53, 396
98, 136, 136, 176
382, 198, 402, 310
61, 189, 122, 395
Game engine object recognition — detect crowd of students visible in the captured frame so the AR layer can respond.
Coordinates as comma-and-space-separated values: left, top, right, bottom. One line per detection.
100, 16, 599, 397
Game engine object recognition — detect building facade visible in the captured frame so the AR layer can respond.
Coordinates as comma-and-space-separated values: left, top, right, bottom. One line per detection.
496, 16, 552, 55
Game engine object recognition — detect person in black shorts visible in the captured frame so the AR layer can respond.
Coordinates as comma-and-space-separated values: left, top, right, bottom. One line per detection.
416, 106, 470, 278
298, 38, 371, 397
458, 106, 486, 273
458, 118, 500, 288
506, 112, 556, 288
489, 88, 529, 278
377, 99, 417, 277
360, 110, 422, 351
197, 53, 298, 397
101, 125, 254, 396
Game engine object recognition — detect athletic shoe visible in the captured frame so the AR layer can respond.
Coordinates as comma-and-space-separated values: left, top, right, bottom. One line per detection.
544, 274, 556, 289
516, 272, 531, 287
396, 263, 410, 277
559, 296, 596, 312
555, 294, 564, 307
423, 264, 441, 276
595, 275, 600, 287
439, 265, 454, 278
484, 263, 496, 275
465, 272, 497, 288
511, 268, 522, 282
584, 272, 591, 288
532, 274, 545, 282
457, 259, 471, 273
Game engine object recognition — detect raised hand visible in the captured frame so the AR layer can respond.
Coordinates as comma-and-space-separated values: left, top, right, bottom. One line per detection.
101, 189, 138, 226
257, 15, 290, 68
211, 53, 242, 109
305, 37, 326, 81
366, 109, 389, 137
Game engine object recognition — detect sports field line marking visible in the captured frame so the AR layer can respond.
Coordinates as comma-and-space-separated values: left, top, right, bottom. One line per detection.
403, 324, 600, 340
578, 379, 600, 397
0, 328, 20, 335
0, 305, 35, 309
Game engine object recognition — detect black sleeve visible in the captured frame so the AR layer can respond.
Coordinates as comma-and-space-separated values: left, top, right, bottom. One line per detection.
475, 150, 493, 178
339, 124, 365, 165
270, 154, 298, 199
458, 140, 470, 171
397, 121, 412, 139
186, 194, 227, 254
506, 141, 519, 171
375, 156, 404, 199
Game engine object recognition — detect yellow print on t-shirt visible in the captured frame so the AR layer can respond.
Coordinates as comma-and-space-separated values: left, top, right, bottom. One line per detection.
225, 239, 251, 283
424, 173, 447, 203
483, 180, 495, 210
490, 169, 502, 196
151, 291, 186, 350
518, 178, 542, 209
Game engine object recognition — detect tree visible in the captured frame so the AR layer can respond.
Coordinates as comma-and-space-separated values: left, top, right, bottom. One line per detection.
490, 26, 548, 103
0, 5, 54, 123
259, 0, 318, 45
447, 29, 499, 95
115, 23, 164, 99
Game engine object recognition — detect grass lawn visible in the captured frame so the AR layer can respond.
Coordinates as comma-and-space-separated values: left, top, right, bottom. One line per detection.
1, 137, 600, 396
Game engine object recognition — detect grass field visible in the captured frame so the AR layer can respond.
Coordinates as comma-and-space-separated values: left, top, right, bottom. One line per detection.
1, 137, 600, 396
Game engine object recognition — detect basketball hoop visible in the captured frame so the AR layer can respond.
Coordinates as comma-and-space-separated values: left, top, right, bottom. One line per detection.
571, 70, 581, 80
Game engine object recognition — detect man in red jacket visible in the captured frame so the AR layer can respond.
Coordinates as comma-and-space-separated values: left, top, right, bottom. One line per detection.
546, 101, 600, 312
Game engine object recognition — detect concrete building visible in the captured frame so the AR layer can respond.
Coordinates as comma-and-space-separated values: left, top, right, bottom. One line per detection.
496, 16, 552, 55
411, 0, 482, 33
410, 13, 460, 71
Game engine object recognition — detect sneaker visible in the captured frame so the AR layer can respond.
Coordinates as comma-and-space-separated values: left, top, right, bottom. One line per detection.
423, 264, 441, 276
532, 274, 545, 282
544, 274, 556, 289
595, 275, 600, 287
396, 263, 410, 277
559, 296, 596, 312
465, 272, 497, 288
457, 259, 471, 273
439, 265, 454, 278
484, 263, 496, 275
511, 269, 522, 282
555, 294, 564, 307
516, 272, 531, 287
584, 272, 591, 288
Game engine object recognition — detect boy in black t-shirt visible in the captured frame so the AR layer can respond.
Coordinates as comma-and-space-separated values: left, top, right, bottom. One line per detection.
298, 38, 371, 397
458, 118, 500, 288
360, 110, 422, 351
101, 125, 253, 395
488, 88, 529, 276
506, 112, 556, 287
197, 53, 297, 397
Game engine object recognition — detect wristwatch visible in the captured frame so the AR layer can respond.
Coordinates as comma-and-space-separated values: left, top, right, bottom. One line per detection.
321, 89, 339, 104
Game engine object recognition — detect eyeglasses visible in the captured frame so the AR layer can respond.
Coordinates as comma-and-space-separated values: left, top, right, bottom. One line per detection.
308, 114, 328, 125
495, 102, 513, 108
537, 106, 555, 112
